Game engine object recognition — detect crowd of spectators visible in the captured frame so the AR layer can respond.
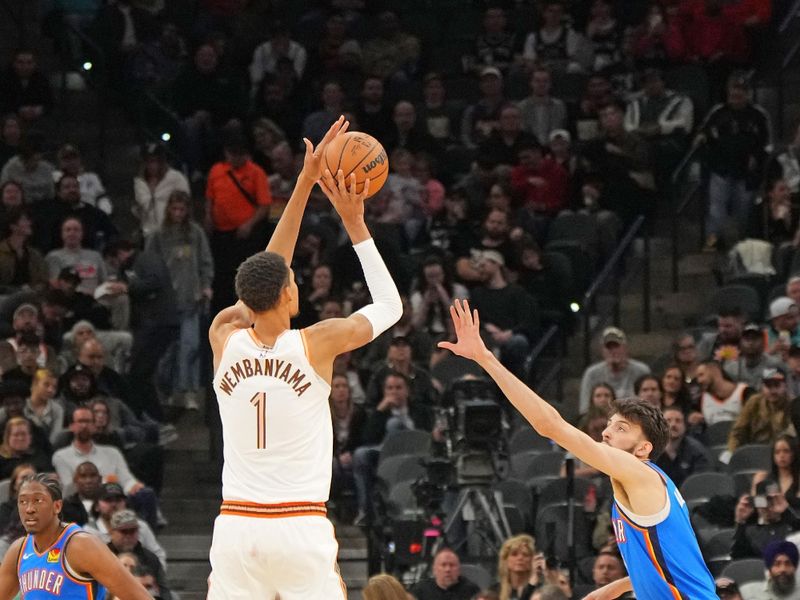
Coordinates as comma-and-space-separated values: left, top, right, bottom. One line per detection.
0, 0, 795, 597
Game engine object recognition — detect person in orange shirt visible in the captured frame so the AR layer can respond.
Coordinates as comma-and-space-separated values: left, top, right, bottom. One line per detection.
206, 133, 272, 312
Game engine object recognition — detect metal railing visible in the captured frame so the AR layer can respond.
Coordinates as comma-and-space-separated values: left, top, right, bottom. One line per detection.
136, 90, 187, 170
525, 324, 564, 404
670, 142, 705, 292
775, 0, 800, 139
580, 215, 650, 366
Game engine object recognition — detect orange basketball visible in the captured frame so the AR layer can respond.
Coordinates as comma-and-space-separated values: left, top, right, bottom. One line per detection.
323, 131, 389, 197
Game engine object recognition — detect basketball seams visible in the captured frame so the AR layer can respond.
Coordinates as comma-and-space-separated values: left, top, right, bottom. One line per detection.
342, 143, 383, 180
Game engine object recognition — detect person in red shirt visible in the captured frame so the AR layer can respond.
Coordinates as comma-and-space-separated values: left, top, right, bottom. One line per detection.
205, 133, 272, 312
511, 141, 569, 240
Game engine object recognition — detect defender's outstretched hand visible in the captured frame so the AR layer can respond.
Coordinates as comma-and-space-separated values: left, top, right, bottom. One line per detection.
320, 169, 371, 223
437, 299, 490, 362
302, 116, 349, 181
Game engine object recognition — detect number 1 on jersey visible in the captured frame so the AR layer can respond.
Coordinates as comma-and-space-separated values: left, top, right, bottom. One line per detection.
250, 392, 267, 450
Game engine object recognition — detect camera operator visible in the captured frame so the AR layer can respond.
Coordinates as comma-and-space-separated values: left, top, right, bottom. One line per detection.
732, 480, 800, 559
353, 371, 438, 525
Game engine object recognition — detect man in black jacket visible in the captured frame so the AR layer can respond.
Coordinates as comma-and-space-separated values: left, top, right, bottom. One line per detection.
61, 460, 102, 526
412, 548, 480, 600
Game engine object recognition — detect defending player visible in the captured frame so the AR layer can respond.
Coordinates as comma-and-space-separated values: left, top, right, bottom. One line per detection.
439, 300, 717, 600
0, 473, 151, 600
207, 116, 402, 599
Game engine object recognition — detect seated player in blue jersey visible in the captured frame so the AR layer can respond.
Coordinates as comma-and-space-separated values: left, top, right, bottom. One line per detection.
439, 300, 718, 600
0, 473, 150, 600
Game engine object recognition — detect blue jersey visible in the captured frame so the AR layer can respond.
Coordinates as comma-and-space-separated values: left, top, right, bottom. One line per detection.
17, 523, 106, 599
610, 462, 716, 599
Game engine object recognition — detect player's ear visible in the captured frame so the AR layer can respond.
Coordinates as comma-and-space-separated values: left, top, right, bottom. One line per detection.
636, 439, 653, 459
53, 499, 63, 516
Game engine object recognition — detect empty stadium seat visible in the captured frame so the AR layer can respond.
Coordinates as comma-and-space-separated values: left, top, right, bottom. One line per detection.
680, 472, 735, 511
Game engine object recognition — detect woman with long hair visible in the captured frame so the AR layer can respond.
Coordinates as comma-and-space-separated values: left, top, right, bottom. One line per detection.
362, 573, 408, 600
661, 363, 693, 413
330, 373, 365, 521
133, 142, 190, 239
672, 332, 702, 405
147, 190, 213, 410
410, 255, 468, 342
0, 206, 47, 293
0, 417, 51, 478
495, 534, 544, 600
752, 434, 800, 509
0, 462, 34, 530
634, 374, 663, 408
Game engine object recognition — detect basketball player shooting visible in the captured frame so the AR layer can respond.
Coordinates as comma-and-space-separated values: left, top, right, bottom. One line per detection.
439, 300, 717, 600
207, 116, 402, 600
0, 473, 151, 600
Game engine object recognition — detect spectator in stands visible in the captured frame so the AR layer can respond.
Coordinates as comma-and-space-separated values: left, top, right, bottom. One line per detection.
106, 509, 172, 600
732, 480, 800, 560
515, 240, 571, 329
44, 217, 107, 295
716, 577, 743, 600
522, 0, 593, 73
469, 250, 538, 377
302, 81, 345, 145
764, 179, 797, 247
517, 66, 568, 147
461, 67, 507, 149
574, 73, 615, 142
579, 326, 650, 414
0, 130, 55, 203
412, 547, 480, 600
365, 335, 437, 407
147, 190, 213, 411
0, 114, 22, 169
661, 364, 694, 414
770, 121, 800, 198
693, 359, 752, 427
53, 268, 113, 331
61, 460, 101, 527
35, 173, 118, 252
0, 207, 47, 293
353, 372, 434, 523
682, 0, 750, 73
0, 417, 51, 478
480, 104, 537, 169
361, 11, 421, 85
585, 0, 624, 73
697, 307, 746, 361
753, 435, 800, 513
0, 49, 53, 123
0, 462, 34, 531
624, 68, 694, 184
697, 73, 771, 250
629, 2, 686, 68
129, 21, 188, 93
248, 21, 306, 98
786, 278, 800, 310
384, 101, 440, 159
249, 118, 285, 176
531, 585, 568, 600
330, 374, 365, 515
655, 405, 711, 486
0, 179, 24, 234
355, 77, 392, 141
494, 534, 541, 600
266, 141, 296, 212
53, 144, 111, 215
132, 142, 190, 240
465, 7, 519, 76
105, 240, 177, 422
363, 574, 408, 600
0, 380, 26, 429
766, 298, 800, 358
741, 539, 800, 600
580, 99, 656, 226
411, 255, 468, 343
417, 73, 461, 147
591, 551, 626, 591
725, 322, 785, 389
205, 132, 271, 312
455, 208, 516, 284
634, 374, 663, 407
728, 367, 795, 452
53, 407, 159, 529
252, 73, 303, 144
24, 368, 63, 448
4, 332, 46, 388
512, 141, 570, 229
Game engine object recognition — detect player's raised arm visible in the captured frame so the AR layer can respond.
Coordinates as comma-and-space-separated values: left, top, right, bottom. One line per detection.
65, 532, 152, 600
305, 170, 402, 371
439, 300, 656, 490
266, 116, 348, 263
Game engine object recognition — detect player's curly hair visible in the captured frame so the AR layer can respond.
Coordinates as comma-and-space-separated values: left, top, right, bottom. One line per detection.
609, 397, 669, 459
19, 473, 62, 501
235, 251, 289, 313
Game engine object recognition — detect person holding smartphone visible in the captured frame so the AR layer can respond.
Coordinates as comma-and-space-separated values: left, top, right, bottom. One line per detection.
732, 479, 800, 559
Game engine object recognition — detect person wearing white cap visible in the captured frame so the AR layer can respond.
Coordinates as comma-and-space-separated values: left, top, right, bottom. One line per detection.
766, 296, 800, 357
517, 65, 568, 145
578, 326, 650, 414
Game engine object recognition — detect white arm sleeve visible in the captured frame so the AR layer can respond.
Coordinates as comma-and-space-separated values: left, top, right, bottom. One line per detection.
352, 238, 402, 340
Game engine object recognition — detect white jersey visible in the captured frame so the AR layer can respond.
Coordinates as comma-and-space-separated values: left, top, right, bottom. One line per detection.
213, 327, 332, 503
701, 382, 748, 426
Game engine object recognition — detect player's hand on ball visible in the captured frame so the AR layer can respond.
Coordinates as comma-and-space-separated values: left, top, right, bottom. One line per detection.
320, 169, 370, 223
437, 299, 489, 361
301, 115, 349, 182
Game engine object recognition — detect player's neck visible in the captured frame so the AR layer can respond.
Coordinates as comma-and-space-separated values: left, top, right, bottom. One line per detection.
251, 312, 291, 346
33, 521, 64, 552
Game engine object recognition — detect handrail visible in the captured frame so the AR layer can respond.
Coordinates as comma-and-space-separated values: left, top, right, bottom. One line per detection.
780, 0, 800, 34
63, 20, 107, 66
671, 177, 703, 292
525, 324, 564, 405
581, 215, 649, 366
137, 90, 186, 169
783, 36, 800, 71
670, 141, 701, 185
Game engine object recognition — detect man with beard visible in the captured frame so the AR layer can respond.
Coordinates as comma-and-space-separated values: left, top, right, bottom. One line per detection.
61, 460, 102, 526
691, 359, 753, 428
728, 368, 796, 452
454, 207, 516, 284
740, 540, 800, 599
655, 406, 711, 487
32, 173, 117, 252
52, 407, 160, 530
724, 322, 785, 388
0, 302, 58, 374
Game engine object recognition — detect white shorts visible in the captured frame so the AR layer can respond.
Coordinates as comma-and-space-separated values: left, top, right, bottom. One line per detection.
207, 506, 346, 600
